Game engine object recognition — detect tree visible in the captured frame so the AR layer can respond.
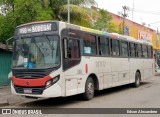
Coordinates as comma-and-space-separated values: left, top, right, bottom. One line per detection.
41, 0, 97, 27
94, 9, 117, 33
0, 0, 53, 43
0, 0, 98, 43
59, 5, 100, 28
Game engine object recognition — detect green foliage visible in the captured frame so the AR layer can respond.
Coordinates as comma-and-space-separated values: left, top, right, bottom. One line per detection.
0, 0, 116, 44
14, 0, 53, 23
0, 0, 53, 43
94, 9, 117, 33
60, 4, 94, 28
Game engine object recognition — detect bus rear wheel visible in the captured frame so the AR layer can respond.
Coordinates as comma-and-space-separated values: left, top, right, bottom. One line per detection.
133, 71, 141, 87
82, 77, 95, 100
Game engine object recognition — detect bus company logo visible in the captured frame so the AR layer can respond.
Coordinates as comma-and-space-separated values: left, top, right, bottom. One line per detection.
26, 81, 30, 86
2, 109, 11, 114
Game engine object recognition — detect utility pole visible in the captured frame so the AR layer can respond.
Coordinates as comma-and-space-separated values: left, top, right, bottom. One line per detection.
68, 0, 70, 23
132, 0, 135, 21
122, 6, 129, 35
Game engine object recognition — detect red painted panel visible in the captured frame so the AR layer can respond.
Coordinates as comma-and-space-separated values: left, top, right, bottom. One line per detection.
12, 75, 51, 87
85, 64, 88, 74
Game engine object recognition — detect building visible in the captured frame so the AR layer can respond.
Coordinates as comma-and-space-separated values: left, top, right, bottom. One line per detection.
91, 6, 160, 50
110, 12, 160, 50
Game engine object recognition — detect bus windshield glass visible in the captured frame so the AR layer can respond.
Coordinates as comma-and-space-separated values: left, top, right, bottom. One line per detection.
12, 35, 60, 69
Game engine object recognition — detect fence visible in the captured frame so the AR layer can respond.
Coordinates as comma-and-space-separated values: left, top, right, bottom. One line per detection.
0, 50, 12, 85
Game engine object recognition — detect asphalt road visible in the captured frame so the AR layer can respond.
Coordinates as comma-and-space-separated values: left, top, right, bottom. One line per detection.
1, 76, 160, 117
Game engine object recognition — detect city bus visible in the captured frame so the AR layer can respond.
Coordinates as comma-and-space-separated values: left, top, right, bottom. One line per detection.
11, 21, 154, 100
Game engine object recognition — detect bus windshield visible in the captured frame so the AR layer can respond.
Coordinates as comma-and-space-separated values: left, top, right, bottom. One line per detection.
12, 35, 60, 69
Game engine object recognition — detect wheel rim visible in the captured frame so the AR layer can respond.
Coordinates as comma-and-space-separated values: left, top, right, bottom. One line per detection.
87, 82, 94, 96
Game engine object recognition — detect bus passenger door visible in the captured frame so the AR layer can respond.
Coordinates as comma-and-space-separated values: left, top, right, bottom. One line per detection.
63, 38, 81, 96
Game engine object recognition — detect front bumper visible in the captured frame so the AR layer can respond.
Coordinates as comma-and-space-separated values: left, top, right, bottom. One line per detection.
11, 82, 62, 98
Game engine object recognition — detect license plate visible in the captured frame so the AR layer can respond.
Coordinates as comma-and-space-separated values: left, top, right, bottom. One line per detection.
24, 88, 32, 94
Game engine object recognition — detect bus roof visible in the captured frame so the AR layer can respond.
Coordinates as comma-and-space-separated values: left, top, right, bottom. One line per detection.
110, 33, 153, 46
16, 20, 153, 46
64, 21, 111, 37
18, 20, 55, 27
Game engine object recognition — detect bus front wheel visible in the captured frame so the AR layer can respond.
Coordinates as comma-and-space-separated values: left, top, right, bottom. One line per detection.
133, 71, 141, 87
82, 77, 95, 100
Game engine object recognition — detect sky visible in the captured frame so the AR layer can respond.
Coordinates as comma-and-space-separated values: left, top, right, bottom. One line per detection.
95, 0, 160, 31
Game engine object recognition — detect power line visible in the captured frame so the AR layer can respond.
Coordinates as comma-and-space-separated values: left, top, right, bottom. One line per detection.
131, 8, 160, 15
148, 21, 160, 25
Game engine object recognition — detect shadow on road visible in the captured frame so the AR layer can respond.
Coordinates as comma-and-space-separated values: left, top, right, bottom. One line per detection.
94, 81, 150, 98
18, 81, 152, 107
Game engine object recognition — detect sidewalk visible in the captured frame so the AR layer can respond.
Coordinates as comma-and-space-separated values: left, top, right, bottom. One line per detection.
0, 86, 31, 107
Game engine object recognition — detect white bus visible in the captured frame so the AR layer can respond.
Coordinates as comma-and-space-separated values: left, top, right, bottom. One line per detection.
11, 21, 154, 100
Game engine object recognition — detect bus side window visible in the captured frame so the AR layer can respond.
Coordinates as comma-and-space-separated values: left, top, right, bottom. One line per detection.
63, 38, 80, 70
142, 45, 147, 58
98, 37, 109, 56
136, 44, 142, 58
129, 43, 136, 57
111, 39, 120, 56
140, 45, 143, 57
121, 41, 128, 57
69, 39, 80, 58
83, 33, 97, 55
147, 46, 152, 58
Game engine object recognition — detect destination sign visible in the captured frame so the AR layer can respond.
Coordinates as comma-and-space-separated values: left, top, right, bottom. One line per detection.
16, 22, 57, 35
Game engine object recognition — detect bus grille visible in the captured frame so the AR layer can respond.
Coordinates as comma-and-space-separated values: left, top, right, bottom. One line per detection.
12, 69, 51, 78
14, 86, 45, 94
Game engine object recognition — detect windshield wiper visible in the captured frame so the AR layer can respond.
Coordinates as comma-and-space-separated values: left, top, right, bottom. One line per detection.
43, 33, 54, 50
43, 33, 54, 58
16, 36, 24, 55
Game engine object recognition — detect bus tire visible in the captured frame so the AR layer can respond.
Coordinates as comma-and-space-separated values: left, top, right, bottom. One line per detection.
133, 71, 141, 87
82, 77, 95, 100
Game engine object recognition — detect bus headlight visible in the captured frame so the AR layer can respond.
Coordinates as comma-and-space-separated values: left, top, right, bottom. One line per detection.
46, 75, 60, 88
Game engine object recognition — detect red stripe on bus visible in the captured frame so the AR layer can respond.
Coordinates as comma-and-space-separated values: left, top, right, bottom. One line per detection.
85, 64, 88, 74
12, 75, 51, 87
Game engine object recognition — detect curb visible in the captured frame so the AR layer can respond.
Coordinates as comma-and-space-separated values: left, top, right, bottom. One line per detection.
0, 100, 9, 107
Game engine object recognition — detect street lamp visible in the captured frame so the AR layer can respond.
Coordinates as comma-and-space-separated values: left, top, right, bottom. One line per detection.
68, 0, 70, 23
